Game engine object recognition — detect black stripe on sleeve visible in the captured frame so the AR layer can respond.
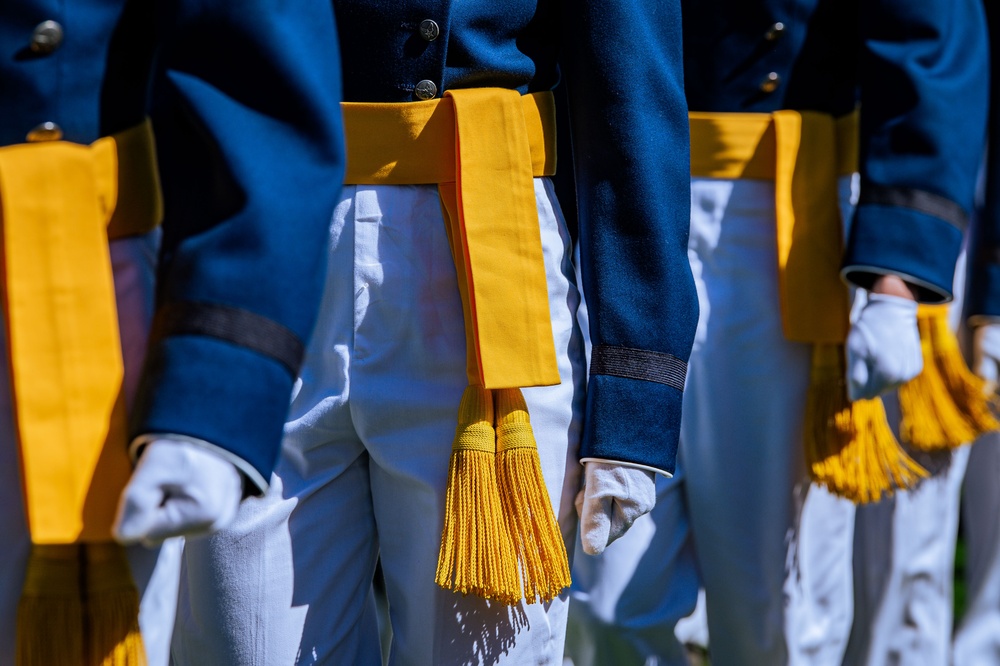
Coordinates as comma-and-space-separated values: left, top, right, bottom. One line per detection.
590, 344, 687, 391
860, 184, 968, 231
153, 301, 305, 375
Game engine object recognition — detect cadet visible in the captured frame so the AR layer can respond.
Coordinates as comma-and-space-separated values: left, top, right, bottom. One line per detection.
169, 0, 699, 664
566, 0, 989, 664
0, 2, 345, 664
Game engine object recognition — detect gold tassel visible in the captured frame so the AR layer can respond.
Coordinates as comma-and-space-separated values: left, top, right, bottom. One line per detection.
17, 543, 146, 666
435, 385, 521, 604
804, 344, 928, 504
898, 306, 999, 451
85, 544, 147, 666
16, 545, 84, 665
494, 388, 571, 603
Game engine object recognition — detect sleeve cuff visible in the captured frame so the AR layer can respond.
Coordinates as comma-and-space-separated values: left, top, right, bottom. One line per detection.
842, 202, 964, 303
581, 372, 683, 474
967, 315, 1000, 329
840, 265, 952, 304
131, 334, 294, 490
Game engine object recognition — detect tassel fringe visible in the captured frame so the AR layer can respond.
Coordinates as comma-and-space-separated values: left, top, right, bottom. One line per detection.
898, 308, 999, 451
494, 388, 571, 603
804, 344, 928, 504
17, 544, 146, 666
435, 386, 521, 604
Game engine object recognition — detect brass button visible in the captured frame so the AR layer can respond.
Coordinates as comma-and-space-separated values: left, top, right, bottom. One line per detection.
419, 19, 440, 42
30, 20, 64, 54
764, 22, 785, 41
759, 72, 781, 93
414, 79, 438, 100
26, 122, 63, 142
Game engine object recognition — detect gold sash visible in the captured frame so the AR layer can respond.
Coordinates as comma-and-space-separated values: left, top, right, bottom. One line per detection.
0, 120, 161, 544
342, 89, 559, 388
342, 90, 569, 603
688, 110, 930, 503
689, 110, 857, 343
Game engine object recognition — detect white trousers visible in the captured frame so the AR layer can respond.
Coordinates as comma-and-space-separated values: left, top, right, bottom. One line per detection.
566, 177, 857, 666
0, 230, 180, 666
171, 180, 586, 665
846, 436, 968, 666
948, 252, 1000, 666
954, 431, 1000, 665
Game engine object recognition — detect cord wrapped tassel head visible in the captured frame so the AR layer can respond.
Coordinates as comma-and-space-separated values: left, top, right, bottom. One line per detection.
435, 385, 521, 604
898, 306, 999, 451
804, 344, 928, 503
494, 388, 571, 603
17, 543, 146, 666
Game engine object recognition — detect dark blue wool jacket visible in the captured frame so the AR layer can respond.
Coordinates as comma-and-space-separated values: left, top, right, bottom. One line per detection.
332, 0, 698, 474
0, 0, 345, 491
683, 0, 988, 303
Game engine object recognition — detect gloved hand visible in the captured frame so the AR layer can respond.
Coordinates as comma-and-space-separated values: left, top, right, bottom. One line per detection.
972, 322, 1000, 390
113, 438, 242, 546
575, 461, 656, 556
846, 292, 922, 402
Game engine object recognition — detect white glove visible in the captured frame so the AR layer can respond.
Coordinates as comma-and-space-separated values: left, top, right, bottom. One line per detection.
846, 293, 922, 402
575, 461, 656, 556
113, 438, 242, 546
973, 323, 1000, 389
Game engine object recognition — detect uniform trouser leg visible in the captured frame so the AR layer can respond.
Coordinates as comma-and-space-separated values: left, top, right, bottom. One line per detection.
954, 432, 1000, 665
564, 242, 700, 666
787, 485, 856, 663
847, 392, 969, 666
0, 231, 180, 666
172, 180, 585, 665
845, 443, 969, 666
565, 459, 699, 666
683, 178, 854, 666
567, 178, 855, 666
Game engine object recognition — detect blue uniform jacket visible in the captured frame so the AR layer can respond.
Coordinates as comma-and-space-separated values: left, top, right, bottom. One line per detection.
966, 0, 1000, 321
332, 0, 698, 474
1, 1, 345, 492
683, 0, 989, 302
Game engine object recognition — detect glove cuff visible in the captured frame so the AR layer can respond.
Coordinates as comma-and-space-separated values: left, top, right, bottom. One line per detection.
130, 433, 262, 494
865, 292, 919, 312
580, 457, 670, 478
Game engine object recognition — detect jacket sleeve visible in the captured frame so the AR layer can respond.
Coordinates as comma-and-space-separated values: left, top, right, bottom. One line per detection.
130, 0, 345, 492
966, 0, 1000, 322
559, 0, 698, 475
842, 0, 988, 302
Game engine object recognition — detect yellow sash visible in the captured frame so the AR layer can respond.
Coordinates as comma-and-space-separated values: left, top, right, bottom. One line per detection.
0, 120, 162, 544
689, 110, 858, 343
342, 90, 569, 604
688, 110, 931, 503
689, 109, 998, 463
342, 89, 559, 388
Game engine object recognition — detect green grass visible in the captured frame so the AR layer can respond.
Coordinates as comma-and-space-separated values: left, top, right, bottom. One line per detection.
955, 533, 967, 628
